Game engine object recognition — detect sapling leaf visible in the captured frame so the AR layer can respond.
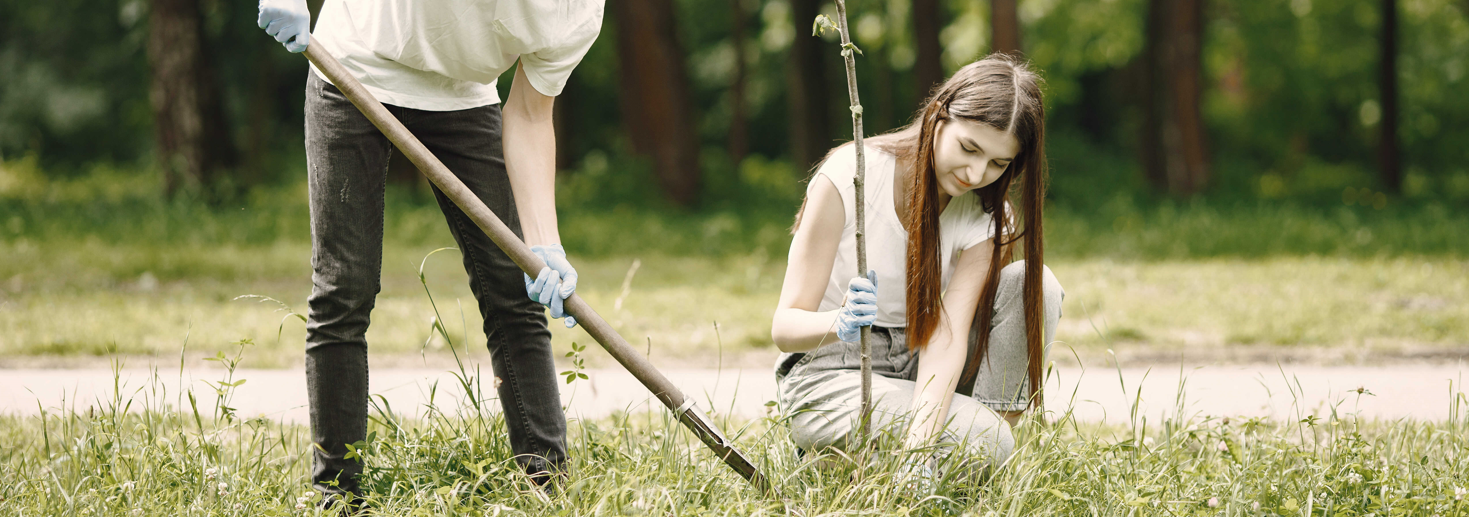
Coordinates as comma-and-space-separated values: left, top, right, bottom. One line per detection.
812, 15, 836, 37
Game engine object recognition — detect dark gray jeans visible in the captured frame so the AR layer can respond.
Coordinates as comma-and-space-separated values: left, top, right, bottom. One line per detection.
303, 72, 566, 495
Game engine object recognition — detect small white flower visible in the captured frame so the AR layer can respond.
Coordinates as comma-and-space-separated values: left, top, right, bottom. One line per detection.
130, 510, 142, 516
1346, 472, 1364, 484
204, 467, 218, 481
120, 481, 135, 491
1207, 497, 1220, 508
1217, 441, 1229, 452
1251, 501, 1260, 511
1455, 485, 1465, 501
233, 503, 243, 511
295, 503, 308, 511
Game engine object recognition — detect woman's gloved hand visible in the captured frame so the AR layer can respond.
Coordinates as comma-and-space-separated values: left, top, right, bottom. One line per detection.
835, 270, 878, 342
524, 244, 579, 328
257, 0, 311, 53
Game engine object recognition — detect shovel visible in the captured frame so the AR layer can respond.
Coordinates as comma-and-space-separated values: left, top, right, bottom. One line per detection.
301, 45, 769, 491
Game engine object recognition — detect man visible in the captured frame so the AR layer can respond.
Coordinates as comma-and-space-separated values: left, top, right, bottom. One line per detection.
256, 0, 602, 499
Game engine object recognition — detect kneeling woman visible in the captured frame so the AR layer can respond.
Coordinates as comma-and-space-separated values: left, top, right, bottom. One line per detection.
772, 55, 1063, 472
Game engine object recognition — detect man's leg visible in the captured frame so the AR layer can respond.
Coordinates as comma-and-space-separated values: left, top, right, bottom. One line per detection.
404, 104, 569, 480
303, 71, 394, 496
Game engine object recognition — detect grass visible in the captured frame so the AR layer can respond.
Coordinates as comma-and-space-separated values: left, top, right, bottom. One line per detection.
1, 152, 1468, 368
0, 347, 1466, 515
4, 155, 1469, 514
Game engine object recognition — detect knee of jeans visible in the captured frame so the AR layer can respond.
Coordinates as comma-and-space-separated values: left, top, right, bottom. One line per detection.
998, 261, 1064, 319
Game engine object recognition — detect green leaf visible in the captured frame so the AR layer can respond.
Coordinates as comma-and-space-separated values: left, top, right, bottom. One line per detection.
811, 15, 836, 37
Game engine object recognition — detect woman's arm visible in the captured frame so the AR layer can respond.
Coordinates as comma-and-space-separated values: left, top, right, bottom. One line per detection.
771, 175, 847, 353
904, 239, 995, 448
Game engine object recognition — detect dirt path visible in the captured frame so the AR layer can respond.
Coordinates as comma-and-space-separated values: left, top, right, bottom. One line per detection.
2, 362, 1464, 425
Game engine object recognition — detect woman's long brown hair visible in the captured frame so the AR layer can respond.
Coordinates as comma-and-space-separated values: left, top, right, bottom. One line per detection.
869, 54, 1049, 407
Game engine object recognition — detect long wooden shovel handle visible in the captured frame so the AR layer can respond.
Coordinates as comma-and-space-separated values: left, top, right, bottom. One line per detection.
302, 45, 768, 490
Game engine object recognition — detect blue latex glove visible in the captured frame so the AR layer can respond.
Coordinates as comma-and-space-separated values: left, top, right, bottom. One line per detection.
257, 0, 311, 53
836, 270, 878, 342
897, 454, 937, 495
524, 244, 579, 328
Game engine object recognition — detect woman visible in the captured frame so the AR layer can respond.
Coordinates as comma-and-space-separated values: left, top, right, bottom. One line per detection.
772, 54, 1064, 474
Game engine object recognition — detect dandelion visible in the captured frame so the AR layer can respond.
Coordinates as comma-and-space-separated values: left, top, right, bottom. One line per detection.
1345, 472, 1364, 484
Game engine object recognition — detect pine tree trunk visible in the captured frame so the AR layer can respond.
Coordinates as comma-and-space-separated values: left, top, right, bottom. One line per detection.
1141, 0, 1209, 196
613, 0, 702, 207
148, 0, 234, 198
991, 0, 1022, 55
788, 0, 831, 171
1379, 0, 1400, 193
912, 0, 943, 99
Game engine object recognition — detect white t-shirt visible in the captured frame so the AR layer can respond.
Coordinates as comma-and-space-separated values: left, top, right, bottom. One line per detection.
807, 144, 998, 328
309, 0, 604, 111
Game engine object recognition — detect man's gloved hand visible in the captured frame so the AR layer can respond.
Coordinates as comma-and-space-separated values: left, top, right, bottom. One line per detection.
836, 270, 878, 342
258, 0, 311, 53
524, 244, 579, 328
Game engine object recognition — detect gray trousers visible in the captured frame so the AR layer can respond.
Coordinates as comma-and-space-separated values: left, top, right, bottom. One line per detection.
302, 72, 567, 494
776, 261, 1063, 469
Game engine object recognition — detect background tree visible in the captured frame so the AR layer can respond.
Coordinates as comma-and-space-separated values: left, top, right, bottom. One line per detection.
912, 0, 943, 99
1379, 0, 1400, 193
788, 0, 832, 172
992, 0, 1022, 55
1140, 0, 1208, 196
147, 0, 236, 198
728, 0, 751, 165
613, 0, 702, 207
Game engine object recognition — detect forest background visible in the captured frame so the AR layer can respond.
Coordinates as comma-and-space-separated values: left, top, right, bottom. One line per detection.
0, 0, 1466, 367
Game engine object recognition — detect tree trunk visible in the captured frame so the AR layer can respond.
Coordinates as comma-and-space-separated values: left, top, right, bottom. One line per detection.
1140, 0, 1209, 196
1379, 0, 1400, 193
613, 0, 702, 207
991, 0, 1022, 55
912, 0, 943, 100
554, 77, 577, 171
788, 0, 832, 172
148, 0, 235, 198
728, 0, 750, 165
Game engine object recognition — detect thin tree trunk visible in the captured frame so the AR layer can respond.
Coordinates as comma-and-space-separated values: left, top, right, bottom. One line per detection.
991, 0, 1022, 55
554, 77, 577, 171
728, 0, 750, 165
788, 0, 831, 171
1141, 0, 1209, 196
1379, 0, 1400, 193
912, 0, 943, 99
148, 0, 234, 197
613, 0, 702, 207
828, 0, 872, 442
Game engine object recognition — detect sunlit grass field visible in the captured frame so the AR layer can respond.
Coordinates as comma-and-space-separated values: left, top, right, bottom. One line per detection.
3, 153, 1466, 369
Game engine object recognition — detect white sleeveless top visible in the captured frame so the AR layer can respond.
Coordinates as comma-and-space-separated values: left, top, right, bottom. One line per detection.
806, 143, 998, 328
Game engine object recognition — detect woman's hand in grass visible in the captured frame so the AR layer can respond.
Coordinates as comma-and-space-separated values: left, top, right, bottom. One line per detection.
836, 271, 878, 342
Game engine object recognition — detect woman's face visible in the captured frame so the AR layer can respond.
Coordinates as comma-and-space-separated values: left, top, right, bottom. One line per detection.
932, 118, 1020, 198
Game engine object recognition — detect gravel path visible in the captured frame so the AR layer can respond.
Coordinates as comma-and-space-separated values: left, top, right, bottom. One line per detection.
2, 362, 1463, 425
